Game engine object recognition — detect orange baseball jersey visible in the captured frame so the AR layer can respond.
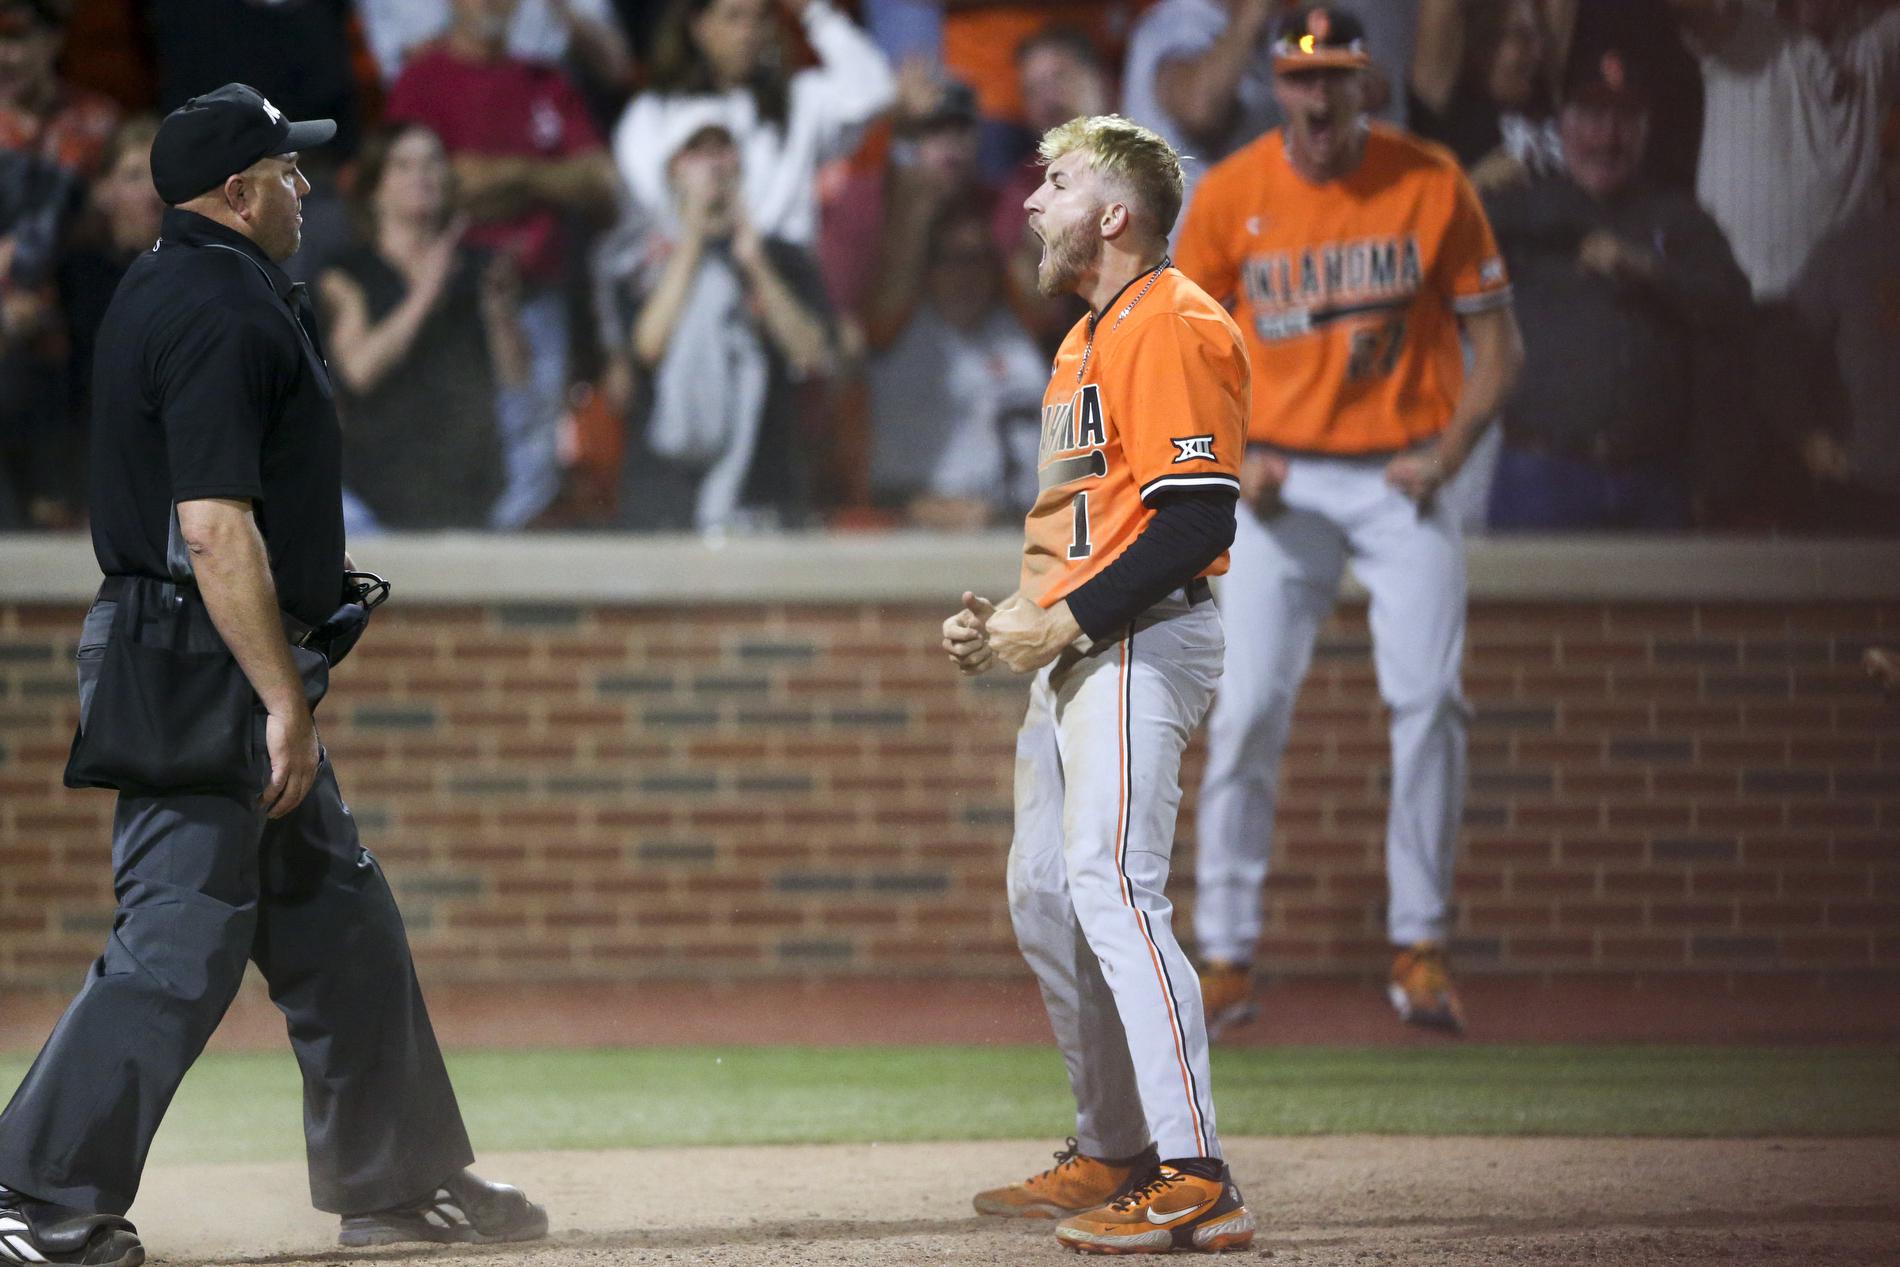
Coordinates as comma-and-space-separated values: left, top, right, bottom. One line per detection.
1020, 267, 1249, 608
1174, 123, 1512, 454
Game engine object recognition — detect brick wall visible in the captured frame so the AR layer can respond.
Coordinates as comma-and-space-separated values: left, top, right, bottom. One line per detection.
2, 597, 1895, 986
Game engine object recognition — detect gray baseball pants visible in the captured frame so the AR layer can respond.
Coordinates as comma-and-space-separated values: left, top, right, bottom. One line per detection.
1008, 593, 1226, 1162
1195, 453, 1469, 963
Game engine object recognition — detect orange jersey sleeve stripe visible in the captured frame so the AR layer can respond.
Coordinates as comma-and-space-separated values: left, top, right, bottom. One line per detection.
1174, 124, 1512, 454
1020, 269, 1249, 609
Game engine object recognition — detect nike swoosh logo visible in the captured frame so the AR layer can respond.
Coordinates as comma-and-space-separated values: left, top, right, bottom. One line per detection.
1146, 1200, 1210, 1225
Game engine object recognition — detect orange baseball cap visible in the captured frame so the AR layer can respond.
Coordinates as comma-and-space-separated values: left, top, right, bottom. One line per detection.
1271, 5, 1373, 73
1566, 47, 1651, 110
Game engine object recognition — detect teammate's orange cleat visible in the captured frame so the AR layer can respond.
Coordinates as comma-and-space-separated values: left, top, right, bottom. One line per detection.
1388, 942, 1466, 1033
973, 1139, 1156, 1219
1198, 962, 1256, 1041
1054, 1163, 1254, 1254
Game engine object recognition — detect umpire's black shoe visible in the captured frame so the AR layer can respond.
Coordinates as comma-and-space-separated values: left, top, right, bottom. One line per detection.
337, 1169, 548, 1247
0, 1189, 144, 1267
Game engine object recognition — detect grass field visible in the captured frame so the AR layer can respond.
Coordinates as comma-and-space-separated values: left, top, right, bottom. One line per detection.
3, 1045, 1894, 1165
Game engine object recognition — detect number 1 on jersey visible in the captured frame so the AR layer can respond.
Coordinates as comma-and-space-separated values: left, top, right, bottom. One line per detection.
1068, 492, 1092, 560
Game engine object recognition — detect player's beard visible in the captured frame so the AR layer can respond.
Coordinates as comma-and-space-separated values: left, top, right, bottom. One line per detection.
1035, 212, 1101, 298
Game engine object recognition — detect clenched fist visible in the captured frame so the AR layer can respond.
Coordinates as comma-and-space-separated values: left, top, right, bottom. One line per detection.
942, 591, 995, 676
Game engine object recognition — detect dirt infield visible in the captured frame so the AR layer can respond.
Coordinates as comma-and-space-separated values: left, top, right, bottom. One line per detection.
132, 1137, 1900, 1266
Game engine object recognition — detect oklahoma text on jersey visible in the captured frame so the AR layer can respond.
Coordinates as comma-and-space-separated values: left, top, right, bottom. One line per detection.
1242, 235, 1425, 340
1020, 267, 1249, 608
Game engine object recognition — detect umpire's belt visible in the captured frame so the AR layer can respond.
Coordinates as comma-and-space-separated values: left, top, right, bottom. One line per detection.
99, 574, 314, 647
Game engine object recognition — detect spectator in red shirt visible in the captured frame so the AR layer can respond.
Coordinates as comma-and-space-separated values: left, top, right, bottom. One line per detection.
0, 0, 118, 179
386, 0, 621, 528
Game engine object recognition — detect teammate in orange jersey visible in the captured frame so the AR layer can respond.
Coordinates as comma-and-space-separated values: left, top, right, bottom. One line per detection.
940, 114, 1255, 1255
1174, 5, 1524, 1037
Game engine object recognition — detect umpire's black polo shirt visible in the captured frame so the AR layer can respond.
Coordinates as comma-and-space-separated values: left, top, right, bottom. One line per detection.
90, 207, 344, 627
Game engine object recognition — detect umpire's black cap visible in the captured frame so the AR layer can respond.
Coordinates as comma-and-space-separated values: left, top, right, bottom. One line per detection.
150, 83, 337, 205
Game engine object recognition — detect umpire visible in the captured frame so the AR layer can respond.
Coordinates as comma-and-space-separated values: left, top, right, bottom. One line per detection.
0, 85, 545, 1267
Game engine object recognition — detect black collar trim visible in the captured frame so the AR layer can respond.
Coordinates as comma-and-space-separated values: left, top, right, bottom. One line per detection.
157, 208, 295, 302
1090, 256, 1171, 325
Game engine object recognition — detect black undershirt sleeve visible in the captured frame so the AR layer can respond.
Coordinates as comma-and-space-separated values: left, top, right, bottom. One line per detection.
1063, 489, 1238, 640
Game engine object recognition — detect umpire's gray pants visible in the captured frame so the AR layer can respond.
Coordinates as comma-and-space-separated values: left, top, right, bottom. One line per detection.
0, 593, 474, 1217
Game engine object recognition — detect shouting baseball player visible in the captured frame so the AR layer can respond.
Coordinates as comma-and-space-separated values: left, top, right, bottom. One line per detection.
941, 114, 1253, 1255
1175, 4, 1523, 1037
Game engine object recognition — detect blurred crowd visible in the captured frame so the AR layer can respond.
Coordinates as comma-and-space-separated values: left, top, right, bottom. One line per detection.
1, 0, 1897, 536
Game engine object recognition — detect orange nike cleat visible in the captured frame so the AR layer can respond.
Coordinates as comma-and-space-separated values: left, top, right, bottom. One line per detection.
1054, 1163, 1254, 1254
973, 1138, 1158, 1219
1198, 962, 1256, 1041
1388, 942, 1466, 1034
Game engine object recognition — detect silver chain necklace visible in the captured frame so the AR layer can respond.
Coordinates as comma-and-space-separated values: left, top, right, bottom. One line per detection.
1076, 256, 1170, 384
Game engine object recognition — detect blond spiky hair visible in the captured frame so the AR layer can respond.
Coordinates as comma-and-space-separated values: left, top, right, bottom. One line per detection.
1037, 114, 1187, 238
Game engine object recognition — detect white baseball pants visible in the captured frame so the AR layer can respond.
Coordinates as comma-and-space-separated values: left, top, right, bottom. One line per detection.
1008, 594, 1225, 1163
1196, 453, 1469, 964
